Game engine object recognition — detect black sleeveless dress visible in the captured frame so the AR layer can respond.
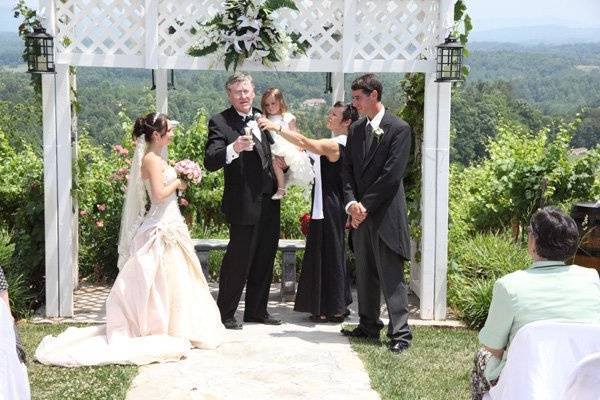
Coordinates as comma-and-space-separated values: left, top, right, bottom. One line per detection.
294, 143, 352, 316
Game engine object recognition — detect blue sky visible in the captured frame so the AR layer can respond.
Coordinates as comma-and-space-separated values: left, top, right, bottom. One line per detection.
2, 1, 599, 32
467, 0, 600, 31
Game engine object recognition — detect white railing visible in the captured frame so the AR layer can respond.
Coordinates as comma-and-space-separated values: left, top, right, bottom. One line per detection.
53, 0, 441, 72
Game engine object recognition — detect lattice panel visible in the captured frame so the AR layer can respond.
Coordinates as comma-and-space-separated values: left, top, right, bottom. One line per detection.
158, 0, 222, 57
353, 0, 439, 61
53, 0, 442, 68
275, 0, 344, 61
55, 0, 145, 56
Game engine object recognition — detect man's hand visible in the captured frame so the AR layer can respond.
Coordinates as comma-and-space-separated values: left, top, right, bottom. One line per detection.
233, 134, 254, 153
349, 202, 368, 228
257, 117, 278, 132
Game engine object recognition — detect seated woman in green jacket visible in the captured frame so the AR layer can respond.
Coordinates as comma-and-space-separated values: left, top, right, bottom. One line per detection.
471, 207, 600, 400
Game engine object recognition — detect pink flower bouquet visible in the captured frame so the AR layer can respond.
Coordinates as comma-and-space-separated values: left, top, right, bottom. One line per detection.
174, 159, 202, 185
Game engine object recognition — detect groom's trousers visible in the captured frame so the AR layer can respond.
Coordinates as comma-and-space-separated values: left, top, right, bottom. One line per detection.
217, 194, 280, 321
352, 219, 412, 345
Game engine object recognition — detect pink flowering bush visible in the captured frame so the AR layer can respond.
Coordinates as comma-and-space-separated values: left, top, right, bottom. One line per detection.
76, 133, 131, 281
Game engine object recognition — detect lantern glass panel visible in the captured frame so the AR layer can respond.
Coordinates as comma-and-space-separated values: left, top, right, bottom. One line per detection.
26, 28, 55, 74
435, 36, 463, 82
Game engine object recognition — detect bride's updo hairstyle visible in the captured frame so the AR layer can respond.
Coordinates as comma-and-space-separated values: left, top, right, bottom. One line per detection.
132, 112, 169, 142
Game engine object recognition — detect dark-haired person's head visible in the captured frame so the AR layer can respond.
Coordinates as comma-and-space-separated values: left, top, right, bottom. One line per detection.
132, 112, 170, 143
351, 74, 383, 101
350, 74, 383, 117
328, 102, 358, 134
528, 207, 579, 262
333, 101, 359, 124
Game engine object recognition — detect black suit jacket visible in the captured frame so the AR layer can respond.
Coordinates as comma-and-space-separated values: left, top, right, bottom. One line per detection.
341, 109, 412, 259
204, 106, 275, 225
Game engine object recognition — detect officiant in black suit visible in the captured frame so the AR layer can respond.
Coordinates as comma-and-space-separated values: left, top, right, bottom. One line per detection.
341, 74, 412, 353
204, 72, 282, 330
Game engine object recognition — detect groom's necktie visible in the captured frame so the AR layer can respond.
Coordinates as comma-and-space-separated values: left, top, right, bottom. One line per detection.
364, 123, 374, 157
242, 115, 253, 125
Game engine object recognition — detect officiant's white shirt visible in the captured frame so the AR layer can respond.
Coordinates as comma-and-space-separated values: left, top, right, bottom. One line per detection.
226, 111, 261, 164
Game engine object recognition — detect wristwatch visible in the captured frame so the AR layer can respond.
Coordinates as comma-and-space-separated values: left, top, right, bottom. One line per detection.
277, 124, 283, 133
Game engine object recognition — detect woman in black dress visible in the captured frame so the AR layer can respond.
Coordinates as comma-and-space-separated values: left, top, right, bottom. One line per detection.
258, 102, 359, 322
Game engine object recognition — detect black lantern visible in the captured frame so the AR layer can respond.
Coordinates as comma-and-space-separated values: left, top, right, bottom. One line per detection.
25, 27, 55, 74
435, 35, 463, 82
151, 69, 175, 90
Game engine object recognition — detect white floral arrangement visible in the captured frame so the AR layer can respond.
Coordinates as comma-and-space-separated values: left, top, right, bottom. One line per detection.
187, 0, 309, 71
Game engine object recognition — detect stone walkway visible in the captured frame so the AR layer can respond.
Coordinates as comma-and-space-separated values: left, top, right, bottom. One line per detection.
126, 287, 380, 400
34, 283, 463, 399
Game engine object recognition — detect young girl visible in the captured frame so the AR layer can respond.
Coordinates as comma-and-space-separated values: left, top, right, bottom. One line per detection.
261, 88, 314, 199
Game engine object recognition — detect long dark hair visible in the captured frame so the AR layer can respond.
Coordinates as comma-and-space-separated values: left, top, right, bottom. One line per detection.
132, 112, 169, 142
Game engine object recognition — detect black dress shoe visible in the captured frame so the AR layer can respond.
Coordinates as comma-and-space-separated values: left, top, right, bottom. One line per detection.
243, 315, 282, 325
389, 339, 410, 353
340, 326, 380, 340
222, 318, 243, 330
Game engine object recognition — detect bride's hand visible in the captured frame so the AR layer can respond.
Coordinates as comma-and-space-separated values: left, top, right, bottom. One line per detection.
176, 179, 187, 191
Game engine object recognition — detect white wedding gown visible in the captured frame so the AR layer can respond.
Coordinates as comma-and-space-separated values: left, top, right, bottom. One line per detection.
35, 166, 225, 366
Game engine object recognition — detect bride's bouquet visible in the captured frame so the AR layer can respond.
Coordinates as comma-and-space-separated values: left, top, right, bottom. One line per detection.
174, 159, 202, 185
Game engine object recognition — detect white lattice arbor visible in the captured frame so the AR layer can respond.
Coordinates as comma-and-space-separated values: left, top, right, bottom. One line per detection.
40, 0, 453, 320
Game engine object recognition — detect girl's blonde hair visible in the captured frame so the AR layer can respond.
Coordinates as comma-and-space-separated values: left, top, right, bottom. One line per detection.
261, 87, 288, 117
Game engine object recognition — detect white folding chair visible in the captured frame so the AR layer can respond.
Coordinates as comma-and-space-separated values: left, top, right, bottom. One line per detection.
483, 320, 600, 400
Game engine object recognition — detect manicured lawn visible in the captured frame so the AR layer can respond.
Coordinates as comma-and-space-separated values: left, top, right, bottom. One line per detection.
349, 325, 479, 400
19, 322, 138, 400
20, 322, 477, 400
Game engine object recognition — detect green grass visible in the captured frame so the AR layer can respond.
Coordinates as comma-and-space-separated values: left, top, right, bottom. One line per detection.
19, 322, 138, 400
19, 322, 478, 400
349, 325, 479, 400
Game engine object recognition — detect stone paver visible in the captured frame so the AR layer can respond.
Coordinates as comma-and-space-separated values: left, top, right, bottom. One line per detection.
126, 298, 380, 400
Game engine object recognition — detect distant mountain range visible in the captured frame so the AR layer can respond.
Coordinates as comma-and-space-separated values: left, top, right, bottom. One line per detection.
471, 25, 600, 45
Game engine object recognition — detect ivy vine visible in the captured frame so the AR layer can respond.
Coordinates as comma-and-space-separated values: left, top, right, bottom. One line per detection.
13, 0, 42, 95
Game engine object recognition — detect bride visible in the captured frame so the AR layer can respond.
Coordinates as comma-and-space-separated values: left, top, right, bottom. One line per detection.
35, 112, 225, 366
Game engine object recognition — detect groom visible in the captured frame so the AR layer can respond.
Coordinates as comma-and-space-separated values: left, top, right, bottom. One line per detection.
204, 72, 282, 329
341, 73, 413, 352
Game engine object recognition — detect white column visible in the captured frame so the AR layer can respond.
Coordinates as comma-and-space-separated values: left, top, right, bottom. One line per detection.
155, 69, 168, 114
434, 82, 451, 320
418, 0, 454, 320
39, 0, 63, 317
331, 72, 345, 104
56, 63, 73, 317
420, 73, 438, 320
144, 0, 159, 70
70, 70, 79, 291
341, 0, 358, 73
41, 72, 59, 317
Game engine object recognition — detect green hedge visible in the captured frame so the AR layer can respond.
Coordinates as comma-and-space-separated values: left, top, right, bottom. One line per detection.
447, 231, 530, 329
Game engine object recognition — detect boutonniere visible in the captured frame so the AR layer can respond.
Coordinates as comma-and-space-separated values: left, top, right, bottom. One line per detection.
373, 127, 385, 142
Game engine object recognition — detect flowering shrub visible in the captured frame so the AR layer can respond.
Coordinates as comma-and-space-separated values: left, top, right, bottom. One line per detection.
76, 133, 131, 281
187, 0, 309, 70
0, 129, 45, 317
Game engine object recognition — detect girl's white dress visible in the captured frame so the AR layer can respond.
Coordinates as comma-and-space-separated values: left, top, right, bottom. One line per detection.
268, 112, 314, 189
34, 165, 225, 366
